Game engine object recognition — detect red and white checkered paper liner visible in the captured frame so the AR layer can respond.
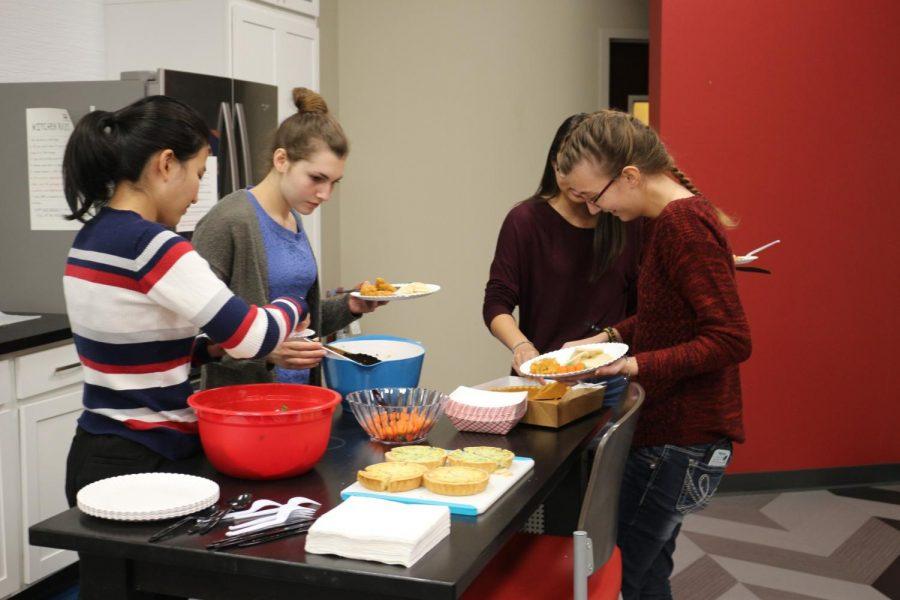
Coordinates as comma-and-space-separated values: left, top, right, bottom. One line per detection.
444, 398, 528, 435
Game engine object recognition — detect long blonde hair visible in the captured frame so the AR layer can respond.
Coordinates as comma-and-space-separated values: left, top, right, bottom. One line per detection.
557, 109, 736, 227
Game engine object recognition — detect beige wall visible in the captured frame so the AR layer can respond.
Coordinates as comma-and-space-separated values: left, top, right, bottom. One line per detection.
319, 0, 647, 391
318, 0, 342, 291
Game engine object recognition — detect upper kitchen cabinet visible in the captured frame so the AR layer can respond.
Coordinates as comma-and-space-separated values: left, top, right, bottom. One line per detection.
232, 2, 319, 121
104, 1, 320, 108
254, 0, 318, 18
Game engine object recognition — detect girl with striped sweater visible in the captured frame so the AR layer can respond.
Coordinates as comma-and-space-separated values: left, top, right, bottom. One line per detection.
61, 96, 304, 506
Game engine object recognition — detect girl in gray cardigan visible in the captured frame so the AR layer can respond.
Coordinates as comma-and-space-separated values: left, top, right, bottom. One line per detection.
193, 88, 382, 389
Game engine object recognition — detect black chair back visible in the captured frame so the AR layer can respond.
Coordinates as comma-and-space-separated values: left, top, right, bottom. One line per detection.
576, 382, 644, 568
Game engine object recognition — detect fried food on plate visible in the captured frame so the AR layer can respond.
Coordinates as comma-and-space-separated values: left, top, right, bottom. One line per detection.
528, 357, 585, 375
359, 277, 397, 297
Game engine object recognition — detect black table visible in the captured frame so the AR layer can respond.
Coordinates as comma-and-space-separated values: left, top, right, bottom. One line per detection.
30, 406, 610, 599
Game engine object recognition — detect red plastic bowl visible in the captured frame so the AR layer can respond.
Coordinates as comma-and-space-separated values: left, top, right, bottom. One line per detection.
188, 384, 341, 480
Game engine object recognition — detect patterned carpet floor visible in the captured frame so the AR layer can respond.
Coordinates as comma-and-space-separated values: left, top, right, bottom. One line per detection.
671, 485, 900, 600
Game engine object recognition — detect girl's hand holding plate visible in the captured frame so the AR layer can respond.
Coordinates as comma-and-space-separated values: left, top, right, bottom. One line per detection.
347, 281, 388, 315
512, 342, 540, 376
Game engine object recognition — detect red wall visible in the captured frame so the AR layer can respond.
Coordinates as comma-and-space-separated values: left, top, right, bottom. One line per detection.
650, 0, 900, 473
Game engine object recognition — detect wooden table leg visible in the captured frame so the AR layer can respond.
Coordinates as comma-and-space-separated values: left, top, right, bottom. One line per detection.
78, 553, 181, 599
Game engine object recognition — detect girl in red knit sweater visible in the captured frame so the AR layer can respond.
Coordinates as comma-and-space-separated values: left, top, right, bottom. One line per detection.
557, 110, 751, 600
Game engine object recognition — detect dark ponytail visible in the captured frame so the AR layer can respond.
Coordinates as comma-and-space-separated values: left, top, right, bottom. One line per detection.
525, 113, 627, 281
63, 95, 210, 222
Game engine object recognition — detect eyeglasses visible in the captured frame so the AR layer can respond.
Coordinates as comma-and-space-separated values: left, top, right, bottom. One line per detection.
583, 175, 618, 207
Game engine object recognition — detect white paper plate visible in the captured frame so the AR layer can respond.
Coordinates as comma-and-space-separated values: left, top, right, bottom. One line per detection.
350, 283, 441, 302
734, 255, 758, 265
288, 328, 316, 340
76, 473, 219, 521
519, 343, 629, 380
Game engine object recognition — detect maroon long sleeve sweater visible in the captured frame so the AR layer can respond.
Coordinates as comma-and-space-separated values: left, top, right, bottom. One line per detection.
483, 201, 641, 355
619, 197, 751, 447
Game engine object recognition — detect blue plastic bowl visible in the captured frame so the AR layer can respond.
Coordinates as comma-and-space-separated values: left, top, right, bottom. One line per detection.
322, 335, 425, 404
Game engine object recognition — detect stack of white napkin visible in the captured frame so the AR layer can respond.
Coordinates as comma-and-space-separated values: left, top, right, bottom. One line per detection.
305, 497, 450, 568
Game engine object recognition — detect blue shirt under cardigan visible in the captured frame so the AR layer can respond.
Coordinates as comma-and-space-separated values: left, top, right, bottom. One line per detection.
247, 190, 317, 384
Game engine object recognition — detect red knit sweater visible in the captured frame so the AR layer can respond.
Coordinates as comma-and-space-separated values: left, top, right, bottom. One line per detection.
617, 197, 751, 447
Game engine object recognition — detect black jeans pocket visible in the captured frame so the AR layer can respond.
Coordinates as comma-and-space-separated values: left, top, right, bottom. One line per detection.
675, 459, 726, 515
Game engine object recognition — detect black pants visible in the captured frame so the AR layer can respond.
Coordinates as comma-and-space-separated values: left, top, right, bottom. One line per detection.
65, 427, 204, 507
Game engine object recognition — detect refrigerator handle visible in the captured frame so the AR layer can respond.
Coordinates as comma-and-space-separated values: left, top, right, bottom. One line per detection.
234, 102, 253, 188
217, 101, 239, 194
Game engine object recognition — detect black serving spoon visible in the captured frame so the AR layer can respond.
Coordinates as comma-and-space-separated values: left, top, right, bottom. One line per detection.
321, 343, 382, 367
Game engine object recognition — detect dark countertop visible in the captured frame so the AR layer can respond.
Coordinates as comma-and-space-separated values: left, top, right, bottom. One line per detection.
0, 313, 71, 356
31, 406, 610, 599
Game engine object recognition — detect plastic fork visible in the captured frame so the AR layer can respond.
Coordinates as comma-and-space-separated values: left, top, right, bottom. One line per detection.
224, 496, 320, 522
225, 505, 317, 537
228, 505, 317, 532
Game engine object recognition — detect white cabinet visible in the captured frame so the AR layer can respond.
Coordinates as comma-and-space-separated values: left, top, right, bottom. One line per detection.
0, 409, 22, 599
0, 361, 11, 409
18, 387, 82, 584
0, 344, 83, 598
255, 0, 318, 18
14, 344, 82, 400
231, 2, 319, 116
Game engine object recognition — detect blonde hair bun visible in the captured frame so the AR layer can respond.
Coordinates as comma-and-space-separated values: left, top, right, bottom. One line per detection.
292, 87, 328, 114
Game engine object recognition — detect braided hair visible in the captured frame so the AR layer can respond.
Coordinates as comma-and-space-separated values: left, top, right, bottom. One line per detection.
557, 109, 735, 227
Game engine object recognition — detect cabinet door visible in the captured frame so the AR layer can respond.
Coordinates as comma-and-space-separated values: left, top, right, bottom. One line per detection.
19, 389, 82, 584
231, 3, 279, 86
277, 13, 321, 260
0, 409, 22, 598
231, 2, 322, 269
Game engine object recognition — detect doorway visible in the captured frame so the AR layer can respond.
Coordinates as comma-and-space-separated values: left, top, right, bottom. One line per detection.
609, 39, 649, 113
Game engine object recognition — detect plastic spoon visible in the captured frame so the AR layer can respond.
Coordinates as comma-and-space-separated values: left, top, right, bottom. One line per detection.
745, 239, 781, 257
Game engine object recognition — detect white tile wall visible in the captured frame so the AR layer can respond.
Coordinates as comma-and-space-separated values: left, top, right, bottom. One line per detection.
0, 0, 106, 83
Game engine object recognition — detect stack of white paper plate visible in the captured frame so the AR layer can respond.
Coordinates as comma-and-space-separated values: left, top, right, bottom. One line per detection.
76, 472, 219, 521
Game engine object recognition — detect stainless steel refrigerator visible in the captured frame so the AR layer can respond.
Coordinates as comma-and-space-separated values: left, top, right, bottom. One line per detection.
0, 69, 277, 314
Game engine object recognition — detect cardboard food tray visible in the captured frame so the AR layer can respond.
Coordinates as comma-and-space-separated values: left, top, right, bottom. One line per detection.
474, 376, 606, 428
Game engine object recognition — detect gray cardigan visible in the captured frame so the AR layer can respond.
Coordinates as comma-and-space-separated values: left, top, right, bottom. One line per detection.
192, 190, 357, 388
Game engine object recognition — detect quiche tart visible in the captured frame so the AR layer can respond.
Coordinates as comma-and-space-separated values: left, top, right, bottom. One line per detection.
357, 462, 428, 493
463, 447, 515, 469
384, 445, 447, 470
447, 449, 500, 473
423, 466, 489, 496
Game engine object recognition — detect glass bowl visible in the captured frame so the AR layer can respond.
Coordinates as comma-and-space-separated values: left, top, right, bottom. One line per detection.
345, 387, 446, 445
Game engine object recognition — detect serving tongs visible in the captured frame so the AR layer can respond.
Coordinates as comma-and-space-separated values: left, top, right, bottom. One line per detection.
322, 343, 382, 367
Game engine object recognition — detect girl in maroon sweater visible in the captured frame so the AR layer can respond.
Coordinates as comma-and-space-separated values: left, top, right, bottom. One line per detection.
556, 110, 751, 600
483, 114, 641, 374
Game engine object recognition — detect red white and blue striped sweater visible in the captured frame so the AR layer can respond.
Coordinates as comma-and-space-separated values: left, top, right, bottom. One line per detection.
64, 208, 303, 459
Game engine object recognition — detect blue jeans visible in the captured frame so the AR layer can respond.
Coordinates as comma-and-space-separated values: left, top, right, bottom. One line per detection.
617, 440, 732, 600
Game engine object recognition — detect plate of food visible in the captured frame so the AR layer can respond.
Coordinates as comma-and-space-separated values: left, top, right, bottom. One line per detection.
519, 342, 629, 380
350, 278, 441, 301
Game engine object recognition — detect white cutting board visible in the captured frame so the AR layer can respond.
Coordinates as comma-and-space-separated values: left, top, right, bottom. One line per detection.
340, 457, 535, 516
